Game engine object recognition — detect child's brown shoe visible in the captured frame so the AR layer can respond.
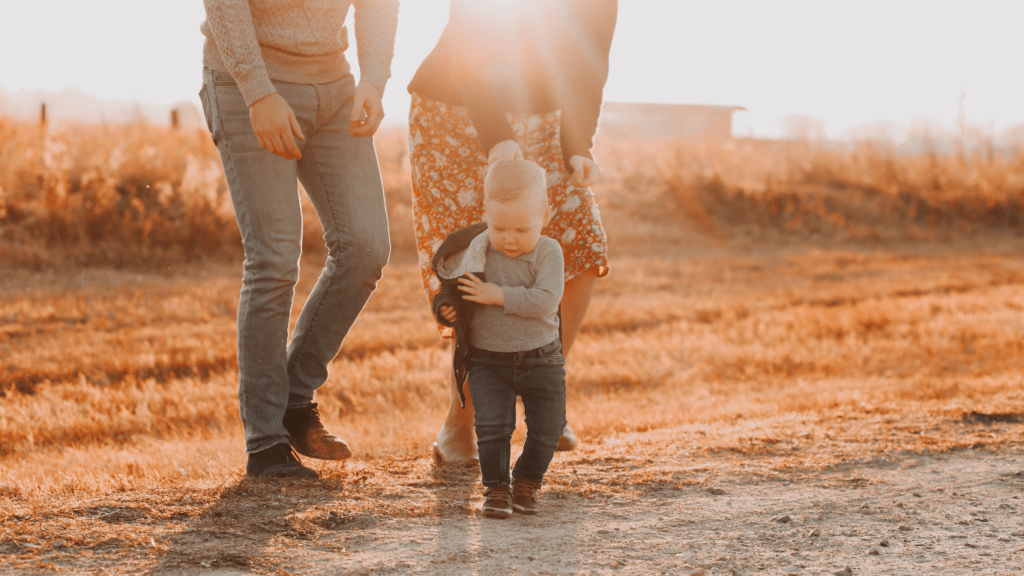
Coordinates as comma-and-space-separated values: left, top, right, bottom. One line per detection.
511, 477, 541, 515
482, 486, 513, 518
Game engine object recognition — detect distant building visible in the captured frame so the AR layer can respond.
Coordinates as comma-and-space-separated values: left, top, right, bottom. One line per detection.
599, 102, 745, 141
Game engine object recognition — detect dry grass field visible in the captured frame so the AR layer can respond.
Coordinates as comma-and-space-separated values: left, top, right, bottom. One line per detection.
2, 119, 1024, 574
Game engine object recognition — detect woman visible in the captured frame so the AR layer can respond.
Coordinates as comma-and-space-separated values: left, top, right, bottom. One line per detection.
408, 0, 617, 465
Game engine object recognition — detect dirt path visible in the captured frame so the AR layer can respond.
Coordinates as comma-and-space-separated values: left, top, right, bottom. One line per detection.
273, 451, 1024, 576
9, 443, 1024, 576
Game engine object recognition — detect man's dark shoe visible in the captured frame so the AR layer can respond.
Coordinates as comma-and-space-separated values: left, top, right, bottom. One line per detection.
511, 477, 541, 515
282, 402, 352, 460
246, 443, 319, 479
482, 486, 513, 519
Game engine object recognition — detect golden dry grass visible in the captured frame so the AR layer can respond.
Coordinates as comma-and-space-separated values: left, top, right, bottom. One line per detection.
3, 117, 1023, 267
2, 118, 1024, 572
600, 137, 1024, 247
0, 120, 418, 268
3, 248, 1023, 496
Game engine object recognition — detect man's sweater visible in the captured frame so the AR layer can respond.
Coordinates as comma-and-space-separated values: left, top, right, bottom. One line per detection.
469, 237, 564, 353
201, 0, 399, 107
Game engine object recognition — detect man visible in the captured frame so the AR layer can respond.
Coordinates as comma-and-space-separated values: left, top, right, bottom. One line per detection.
199, 0, 399, 478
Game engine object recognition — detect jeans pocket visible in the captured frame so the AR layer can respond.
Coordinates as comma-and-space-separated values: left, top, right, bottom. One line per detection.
210, 69, 237, 86
198, 82, 218, 145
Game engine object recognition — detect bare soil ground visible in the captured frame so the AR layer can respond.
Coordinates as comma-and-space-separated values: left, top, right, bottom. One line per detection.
5, 428, 1024, 575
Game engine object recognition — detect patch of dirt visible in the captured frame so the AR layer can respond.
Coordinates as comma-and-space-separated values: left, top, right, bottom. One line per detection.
5, 432, 1024, 575
960, 412, 1024, 425
328, 454, 1024, 576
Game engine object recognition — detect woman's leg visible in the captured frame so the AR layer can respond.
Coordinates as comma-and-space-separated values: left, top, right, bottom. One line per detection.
560, 267, 599, 357
408, 94, 488, 465
434, 341, 479, 465
550, 266, 599, 449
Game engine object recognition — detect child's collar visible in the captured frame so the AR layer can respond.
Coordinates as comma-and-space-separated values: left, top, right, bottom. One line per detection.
435, 230, 491, 280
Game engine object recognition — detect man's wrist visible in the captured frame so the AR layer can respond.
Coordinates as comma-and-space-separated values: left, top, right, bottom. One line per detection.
248, 91, 278, 109
236, 69, 276, 108
358, 79, 384, 96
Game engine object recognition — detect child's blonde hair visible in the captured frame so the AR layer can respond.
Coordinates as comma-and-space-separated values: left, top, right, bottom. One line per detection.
484, 159, 548, 208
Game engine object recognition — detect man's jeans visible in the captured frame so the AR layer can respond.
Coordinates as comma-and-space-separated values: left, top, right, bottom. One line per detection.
467, 340, 567, 487
200, 69, 390, 453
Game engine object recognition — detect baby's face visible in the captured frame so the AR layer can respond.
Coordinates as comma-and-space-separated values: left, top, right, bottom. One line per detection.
484, 191, 546, 259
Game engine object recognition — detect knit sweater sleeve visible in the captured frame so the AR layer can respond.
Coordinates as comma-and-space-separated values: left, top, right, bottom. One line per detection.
502, 239, 565, 319
352, 0, 400, 92
202, 0, 276, 107
558, 0, 617, 168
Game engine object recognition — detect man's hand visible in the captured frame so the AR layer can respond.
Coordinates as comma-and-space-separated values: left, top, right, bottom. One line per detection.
487, 139, 524, 164
440, 305, 457, 324
569, 155, 602, 188
348, 81, 385, 137
249, 93, 305, 160
458, 272, 504, 306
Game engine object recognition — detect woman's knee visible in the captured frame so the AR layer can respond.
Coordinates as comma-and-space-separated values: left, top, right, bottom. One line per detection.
565, 266, 600, 290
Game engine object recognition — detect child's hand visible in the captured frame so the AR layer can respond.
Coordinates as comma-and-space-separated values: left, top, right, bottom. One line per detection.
459, 272, 504, 306
440, 305, 457, 323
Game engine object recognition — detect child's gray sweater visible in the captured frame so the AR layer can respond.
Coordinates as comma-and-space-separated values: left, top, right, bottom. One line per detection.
469, 237, 564, 353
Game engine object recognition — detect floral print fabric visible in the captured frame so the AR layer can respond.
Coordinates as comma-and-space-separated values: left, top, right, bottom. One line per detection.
409, 92, 609, 336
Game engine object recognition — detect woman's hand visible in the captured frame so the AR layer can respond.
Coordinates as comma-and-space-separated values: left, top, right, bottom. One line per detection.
249, 93, 305, 160
458, 272, 504, 306
569, 155, 602, 188
487, 139, 524, 164
440, 305, 457, 323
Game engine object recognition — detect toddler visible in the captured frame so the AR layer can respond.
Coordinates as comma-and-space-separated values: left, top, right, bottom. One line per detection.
430, 159, 566, 518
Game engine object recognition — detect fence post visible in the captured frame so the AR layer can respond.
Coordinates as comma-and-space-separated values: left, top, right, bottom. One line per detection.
40, 103, 47, 125
170, 109, 179, 129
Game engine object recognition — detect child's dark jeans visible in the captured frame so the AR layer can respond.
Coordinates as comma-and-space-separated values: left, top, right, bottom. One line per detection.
467, 339, 567, 488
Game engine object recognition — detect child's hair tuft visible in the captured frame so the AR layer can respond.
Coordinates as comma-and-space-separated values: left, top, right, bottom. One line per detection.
484, 159, 548, 206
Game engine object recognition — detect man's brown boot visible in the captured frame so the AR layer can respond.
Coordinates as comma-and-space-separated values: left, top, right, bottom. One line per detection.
283, 402, 352, 460
246, 443, 319, 479
511, 477, 541, 515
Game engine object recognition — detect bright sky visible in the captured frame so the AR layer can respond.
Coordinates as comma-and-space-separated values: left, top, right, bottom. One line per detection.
2, 0, 1022, 139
